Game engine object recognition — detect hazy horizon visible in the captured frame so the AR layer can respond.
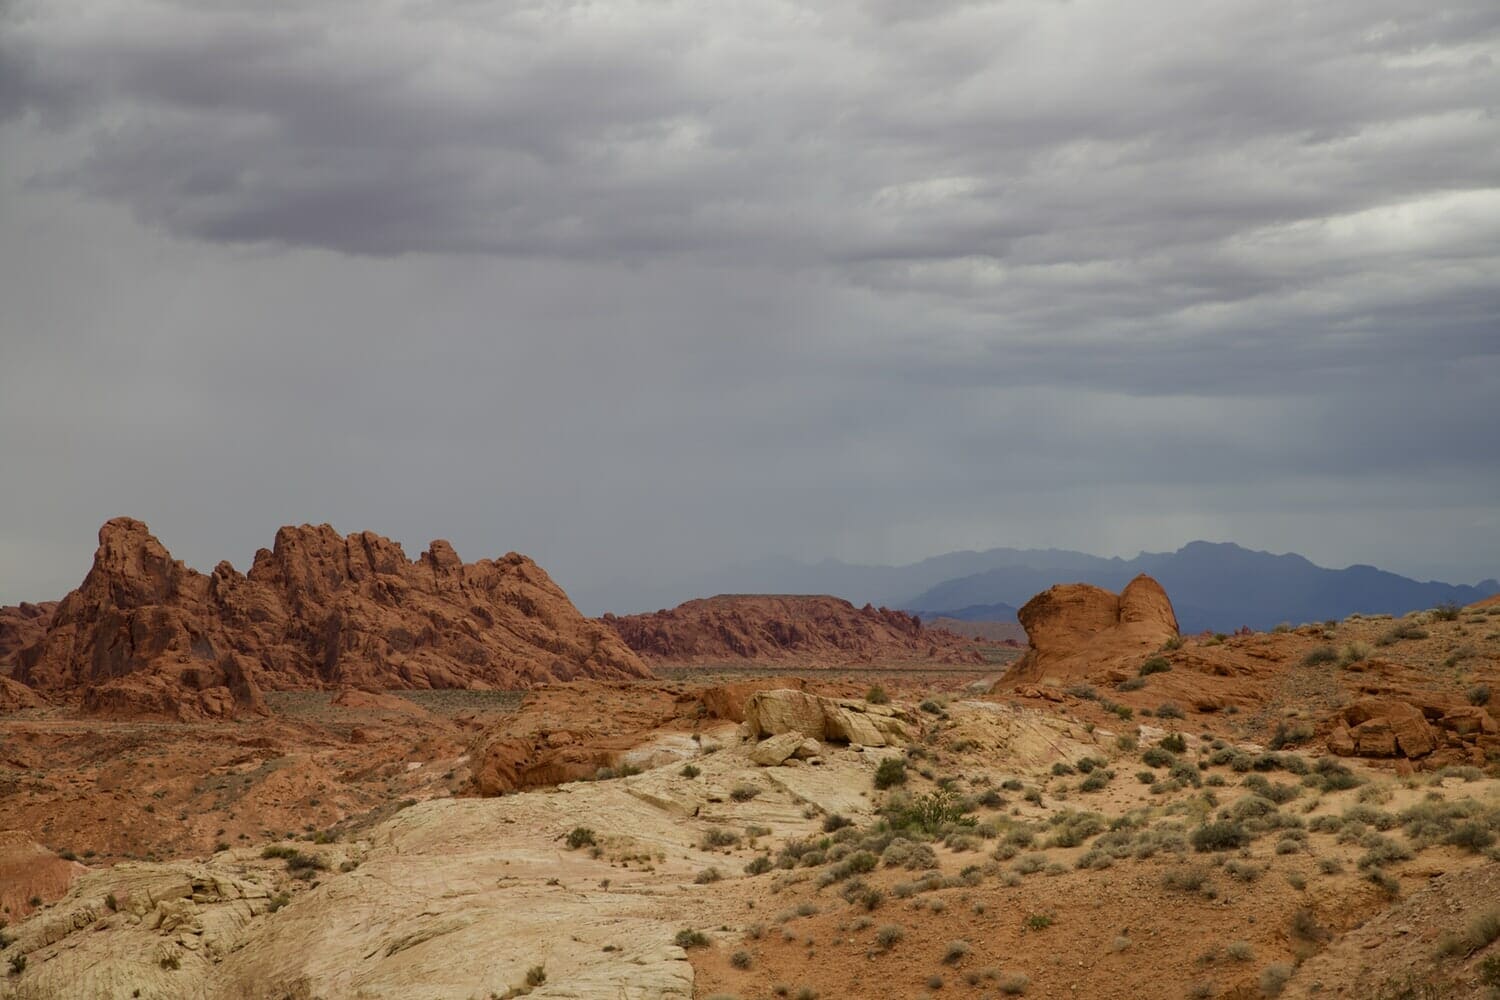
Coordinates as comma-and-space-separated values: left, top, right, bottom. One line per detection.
3, 1, 1497, 611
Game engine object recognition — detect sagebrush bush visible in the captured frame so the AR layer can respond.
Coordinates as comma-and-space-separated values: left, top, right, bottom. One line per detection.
1139, 657, 1171, 676
1191, 821, 1251, 852
874, 758, 907, 790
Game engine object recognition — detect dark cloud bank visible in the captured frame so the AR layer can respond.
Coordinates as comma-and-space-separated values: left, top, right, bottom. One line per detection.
1, 0, 1497, 613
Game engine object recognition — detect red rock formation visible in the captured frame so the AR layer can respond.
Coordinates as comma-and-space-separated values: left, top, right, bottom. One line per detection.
14, 518, 650, 719
0, 600, 56, 665
602, 594, 983, 665
1000, 575, 1180, 687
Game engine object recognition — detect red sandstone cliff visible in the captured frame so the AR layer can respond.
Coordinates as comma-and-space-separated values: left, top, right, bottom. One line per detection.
13, 518, 650, 718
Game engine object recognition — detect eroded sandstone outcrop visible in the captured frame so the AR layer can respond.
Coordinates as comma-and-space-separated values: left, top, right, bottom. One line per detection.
998, 575, 1180, 688
743, 688, 909, 747
1327, 696, 1498, 763
602, 594, 983, 665
13, 518, 650, 719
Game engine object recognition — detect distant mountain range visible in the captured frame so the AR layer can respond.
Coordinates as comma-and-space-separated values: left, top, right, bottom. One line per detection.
585, 541, 1498, 635
903, 541, 1499, 633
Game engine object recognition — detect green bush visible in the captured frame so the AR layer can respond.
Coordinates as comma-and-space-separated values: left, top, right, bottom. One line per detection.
566, 827, 596, 850
1191, 821, 1251, 852
874, 758, 907, 790
680, 764, 701, 779
1160, 733, 1187, 753
1139, 657, 1171, 676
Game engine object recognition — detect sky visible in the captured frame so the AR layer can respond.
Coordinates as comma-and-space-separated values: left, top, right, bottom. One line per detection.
1, 0, 1498, 615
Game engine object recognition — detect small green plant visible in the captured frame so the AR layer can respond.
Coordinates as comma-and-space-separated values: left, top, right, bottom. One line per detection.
9, 954, 26, 975
1468, 684, 1492, 706
874, 758, 907, 790
680, 764, 701, 779
525, 964, 547, 987
745, 855, 772, 875
567, 827, 596, 850
876, 924, 904, 949
1024, 912, 1052, 931
1429, 602, 1461, 621
866, 685, 890, 705
1139, 657, 1171, 676
730, 949, 752, 969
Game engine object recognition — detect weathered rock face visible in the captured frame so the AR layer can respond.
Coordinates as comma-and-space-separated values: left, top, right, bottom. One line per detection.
14, 518, 650, 719
0, 600, 56, 665
743, 689, 909, 747
0, 675, 44, 711
602, 594, 983, 665
1328, 697, 1497, 761
999, 574, 1180, 687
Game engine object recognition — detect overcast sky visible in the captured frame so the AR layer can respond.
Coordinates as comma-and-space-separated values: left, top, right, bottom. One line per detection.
1, 0, 1498, 614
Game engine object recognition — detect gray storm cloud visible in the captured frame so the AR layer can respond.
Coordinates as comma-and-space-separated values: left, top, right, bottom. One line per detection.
0, 0, 1497, 611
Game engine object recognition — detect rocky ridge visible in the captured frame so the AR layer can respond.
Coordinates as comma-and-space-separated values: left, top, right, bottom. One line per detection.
11, 518, 649, 719
602, 593, 983, 665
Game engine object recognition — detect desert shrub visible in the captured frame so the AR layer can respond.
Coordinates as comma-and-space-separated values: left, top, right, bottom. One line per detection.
674, 928, 709, 949
1376, 622, 1428, 646
1051, 761, 1076, 776
1339, 642, 1372, 666
1080, 770, 1111, 793
745, 855, 772, 875
730, 948, 752, 969
874, 758, 907, 790
919, 700, 942, 714
976, 788, 1005, 808
1140, 657, 1172, 676
998, 972, 1030, 995
1024, 912, 1053, 931
1157, 703, 1185, 720
525, 965, 547, 987
1160, 732, 1188, 753
1267, 722, 1315, 750
1013, 853, 1047, 875
1116, 676, 1146, 692
1192, 821, 1251, 852
1226, 940, 1254, 962
1434, 910, 1500, 957
1301, 645, 1338, 666
1066, 684, 1099, 700
1468, 685, 1492, 706
1226, 859, 1262, 882
866, 684, 890, 704
943, 939, 971, 964
1259, 961, 1293, 996
1162, 865, 1210, 892
1243, 774, 1300, 805
695, 867, 723, 884
1312, 757, 1363, 792
899, 789, 969, 833
1142, 747, 1176, 769
875, 923, 904, 949
881, 837, 938, 870
1046, 810, 1106, 848
1317, 857, 1342, 874
1445, 819, 1496, 852
1429, 602, 1461, 621
700, 828, 740, 850
680, 764, 701, 779
822, 813, 853, 833
566, 826, 596, 850
730, 783, 761, 802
